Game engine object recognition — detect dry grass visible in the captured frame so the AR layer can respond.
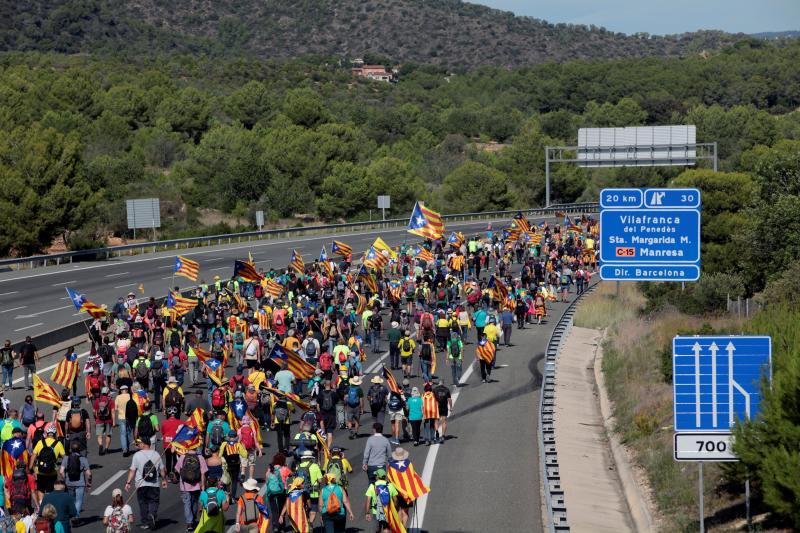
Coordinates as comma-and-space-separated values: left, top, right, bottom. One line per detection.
577, 282, 755, 531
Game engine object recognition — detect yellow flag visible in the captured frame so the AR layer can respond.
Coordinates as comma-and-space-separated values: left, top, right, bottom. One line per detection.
138, 283, 145, 294
372, 237, 397, 260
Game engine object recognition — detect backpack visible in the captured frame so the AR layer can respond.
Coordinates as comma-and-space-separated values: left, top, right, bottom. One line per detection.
33, 518, 53, 533
273, 403, 289, 424
450, 340, 461, 357
242, 495, 258, 524
1, 349, 13, 366
375, 483, 391, 520
325, 486, 342, 514
209, 421, 225, 447
211, 388, 226, 410
240, 425, 256, 450
97, 396, 111, 420
421, 314, 433, 330
266, 469, 285, 495
232, 375, 246, 394
368, 384, 387, 409
319, 352, 332, 371
32, 421, 46, 446
171, 355, 181, 370
420, 343, 432, 360
135, 360, 150, 380
180, 454, 201, 485
137, 415, 155, 441
107, 506, 129, 533
68, 409, 85, 431
301, 412, 318, 432
296, 461, 316, 494
9, 465, 31, 512
401, 338, 412, 352
305, 342, 317, 358
224, 444, 241, 472
150, 360, 166, 384
434, 386, 449, 404
125, 398, 139, 422
66, 452, 82, 482
204, 487, 220, 516
142, 457, 158, 483
320, 390, 335, 412
561, 274, 569, 285
346, 386, 360, 407
437, 289, 446, 301
164, 387, 183, 410
415, 287, 425, 300
326, 457, 348, 489
388, 392, 403, 412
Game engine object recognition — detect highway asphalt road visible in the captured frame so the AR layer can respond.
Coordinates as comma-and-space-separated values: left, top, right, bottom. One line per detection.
0, 215, 570, 344
0, 290, 585, 533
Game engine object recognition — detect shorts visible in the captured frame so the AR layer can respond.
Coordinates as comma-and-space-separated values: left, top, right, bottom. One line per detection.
245, 359, 258, 369
400, 355, 413, 364
246, 450, 257, 467
309, 500, 319, 513
345, 405, 361, 422
560, 284, 569, 291
95, 422, 113, 436
389, 410, 405, 422
37, 474, 56, 493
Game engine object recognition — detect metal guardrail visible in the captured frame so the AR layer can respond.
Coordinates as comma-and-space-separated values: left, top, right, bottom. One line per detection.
0, 203, 599, 271
539, 282, 598, 533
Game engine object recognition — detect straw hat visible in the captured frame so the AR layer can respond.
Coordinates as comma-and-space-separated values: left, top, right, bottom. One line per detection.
391, 447, 409, 461
350, 376, 363, 386
371, 375, 384, 384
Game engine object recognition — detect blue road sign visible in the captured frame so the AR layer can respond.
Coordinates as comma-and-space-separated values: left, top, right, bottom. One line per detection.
673, 336, 771, 432
599, 188, 701, 281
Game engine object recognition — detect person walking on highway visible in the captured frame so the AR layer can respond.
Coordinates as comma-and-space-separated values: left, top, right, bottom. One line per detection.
175, 447, 207, 532
421, 384, 439, 446
447, 332, 463, 386
92, 387, 115, 455
500, 307, 514, 347
115, 385, 134, 456
60, 439, 91, 523
1, 339, 14, 391
17, 336, 40, 391
39, 480, 77, 533
102, 488, 136, 533
125, 438, 168, 530
362, 422, 392, 485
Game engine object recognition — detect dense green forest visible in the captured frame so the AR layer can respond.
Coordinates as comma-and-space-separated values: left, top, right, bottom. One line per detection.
3, 0, 746, 68
1, 39, 799, 279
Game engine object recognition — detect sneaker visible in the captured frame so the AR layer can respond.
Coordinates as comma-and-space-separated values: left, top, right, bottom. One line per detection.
99, 447, 105, 456
482, 379, 487, 383
390, 438, 399, 445
186, 526, 194, 532
140, 524, 150, 530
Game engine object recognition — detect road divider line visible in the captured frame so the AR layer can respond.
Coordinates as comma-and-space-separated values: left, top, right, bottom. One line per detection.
114, 283, 136, 289
0, 291, 19, 296
210, 266, 228, 271
1, 306, 26, 313
14, 305, 71, 318
91, 469, 128, 496
14, 323, 43, 332
411, 360, 477, 531
364, 350, 391, 375
104, 272, 130, 278
157, 265, 173, 269
51, 280, 76, 287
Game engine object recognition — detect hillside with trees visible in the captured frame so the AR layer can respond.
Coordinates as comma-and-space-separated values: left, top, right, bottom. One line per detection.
2, 0, 747, 68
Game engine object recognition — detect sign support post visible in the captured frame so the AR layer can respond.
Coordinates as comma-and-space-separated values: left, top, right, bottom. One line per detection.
698, 463, 705, 533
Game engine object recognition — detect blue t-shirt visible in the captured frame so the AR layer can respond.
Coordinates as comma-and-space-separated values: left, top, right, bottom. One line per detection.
199, 487, 228, 509
206, 420, 231, 442
407, 397, 423, 421
473, 310, 487, 328
501, 310, 514, 325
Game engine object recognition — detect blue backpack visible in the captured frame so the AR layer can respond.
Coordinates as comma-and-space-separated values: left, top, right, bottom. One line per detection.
346, 386, 360, 407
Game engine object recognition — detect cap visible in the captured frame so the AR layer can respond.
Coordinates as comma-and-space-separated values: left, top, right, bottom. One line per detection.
228, 430, 238, 438
110, 488, 124, 499
101, 386, 110, 394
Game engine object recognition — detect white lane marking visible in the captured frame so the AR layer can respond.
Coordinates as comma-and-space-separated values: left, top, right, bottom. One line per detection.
365, 350, 391, 375
161, 276, 173, 280
14, 322, 43, 332
210, 266, 228, 271
157, 265, 173, 269
207, 258, 226, 262
412, 360, 477, 530
0, 217, 524, 283
0, 291, 19, 296
1, 306, 26, 314
51, 280, 76, 287
90, 469, 128, 496
14, 350, 89, 385
104, 272, 130, 278
114, 283, 136, 289
15, 305, 71, 318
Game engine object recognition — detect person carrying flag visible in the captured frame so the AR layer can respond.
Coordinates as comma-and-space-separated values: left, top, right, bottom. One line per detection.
363, 468, 400, 533
235, 478, 266, 533
278, 477, 309, 533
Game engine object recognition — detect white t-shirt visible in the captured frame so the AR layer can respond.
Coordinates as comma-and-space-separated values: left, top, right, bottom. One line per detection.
130, 449, 163, 487
104, 504, 134, 524
244, 337, 260, 359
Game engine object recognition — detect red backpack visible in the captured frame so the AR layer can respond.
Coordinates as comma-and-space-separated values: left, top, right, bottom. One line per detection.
211, 388, 226, 410
319, 352, 333, 371
240, 426, 256, 450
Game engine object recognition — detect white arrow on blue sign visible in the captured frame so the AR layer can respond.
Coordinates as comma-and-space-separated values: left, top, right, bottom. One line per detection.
673, 336, 771, 432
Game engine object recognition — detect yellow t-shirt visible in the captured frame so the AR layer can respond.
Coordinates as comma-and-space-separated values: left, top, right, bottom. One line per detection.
33, 437, 65, 473
484, 324, 500, 343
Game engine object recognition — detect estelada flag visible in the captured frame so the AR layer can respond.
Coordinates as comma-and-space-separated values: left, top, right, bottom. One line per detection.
170, 424, 201, 454
513, 211, 532, 233
351, 286, 367, 315
448, 255, 465, 272
167, 290, 197, 317
186, 407, 207, 433
51, 352, 78, 389
201, 359, 224, 387
265, 278, 284, 298
446, 231, 464, 248
358, 265, 378, 293
410, 244, 434, 263
33, 374, 62, 408
382, 365, 402, 395
233, 260, 264, 282
488, 275, 509, 302
174, 256, 200, 281
476, 338, 496, 364
388, 459, 430, 502
363, 246, 389, 270
422, 390, 439, 419
287, 489, 309, 533
65, 287, 106, 319
189, 345, 213, 364
316, 430, 330, 468
407, 201, 444, 240
268, 344, 315, 380
289, 250, 305, 275
1, 436, 29, 479
257, 308, 270, 329
255, 501, 271, 533
331, 240, 352, 257
386, 498, 408, 533
387, 280, 402, 302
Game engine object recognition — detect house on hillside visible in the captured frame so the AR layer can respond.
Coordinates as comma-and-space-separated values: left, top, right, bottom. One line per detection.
351, 64, 392, 82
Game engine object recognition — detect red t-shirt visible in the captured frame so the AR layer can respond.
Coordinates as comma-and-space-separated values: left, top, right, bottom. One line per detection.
160, 418, 182, 448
